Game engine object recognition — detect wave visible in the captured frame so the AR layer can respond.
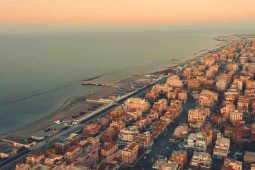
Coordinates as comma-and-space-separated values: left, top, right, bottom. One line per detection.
0, 74, 108, 106
0, 83, 73, 106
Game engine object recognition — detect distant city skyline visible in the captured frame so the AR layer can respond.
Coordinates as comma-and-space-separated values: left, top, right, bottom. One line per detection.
1, 0, 255, 24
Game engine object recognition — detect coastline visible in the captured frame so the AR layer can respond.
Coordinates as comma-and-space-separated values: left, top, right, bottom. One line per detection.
0, 36, 229, 139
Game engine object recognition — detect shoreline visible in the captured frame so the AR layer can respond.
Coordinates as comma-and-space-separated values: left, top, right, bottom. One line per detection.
0, 36, 229, 139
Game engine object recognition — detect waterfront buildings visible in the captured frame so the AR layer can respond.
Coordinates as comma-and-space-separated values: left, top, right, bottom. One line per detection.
124, 98, 150, 113
166, 74, 183, 88
83, 122, 101, 137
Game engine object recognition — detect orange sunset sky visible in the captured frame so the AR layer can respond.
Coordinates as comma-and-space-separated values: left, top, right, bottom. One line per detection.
1, 0, 255, 24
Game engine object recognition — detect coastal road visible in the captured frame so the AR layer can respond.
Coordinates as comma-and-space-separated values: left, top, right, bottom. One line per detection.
32, 75, 167, 151
0, 149, 31, 170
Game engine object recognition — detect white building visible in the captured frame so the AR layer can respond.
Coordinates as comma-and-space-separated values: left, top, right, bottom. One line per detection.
190, 152, 212, 169
213, 135, 230, 158
185, 133, 207, 152
153, 158, 180, 170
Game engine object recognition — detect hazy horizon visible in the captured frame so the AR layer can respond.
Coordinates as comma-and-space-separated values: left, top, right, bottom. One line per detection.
0, 22, 255, 34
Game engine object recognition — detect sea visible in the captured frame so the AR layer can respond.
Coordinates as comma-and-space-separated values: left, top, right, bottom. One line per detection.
0, 27, 249, 134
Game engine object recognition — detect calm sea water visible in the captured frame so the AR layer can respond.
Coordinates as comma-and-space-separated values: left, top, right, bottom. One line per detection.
0, 30, 220, 134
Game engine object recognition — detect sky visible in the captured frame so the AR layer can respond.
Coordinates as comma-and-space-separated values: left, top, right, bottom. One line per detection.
1, 0, 255, 24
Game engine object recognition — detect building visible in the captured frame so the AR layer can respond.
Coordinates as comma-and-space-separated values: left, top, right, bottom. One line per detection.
185, 133, 207, 152
171, 150, 188, 170
121, 143, 139, 165
213, 135, 230, 159
244, 151, 255, 164
136, 131, 153, 148
190, 152, 212, 169
15, 163, 31, 170
153, 158, 168, 170
127, 110, 143, 120
232, 79, 243, 90
198, 95, 215, 107
188, 107, 210, 123
230, 110, 243, 124
237, 96, 249, 111
178, 90, 188, 103
166, 74, 183, 88
187, 79, 201, 90
110, 120, 125, 131
77, 148, 99, 167
119, 126, 139, 145
222, 158, 242, 170
65, 145, 82, 159
26, 154, 44, 165
103, 127, 118, 141
203, 56, 216, 66
198, 127, 213, 146
159, 160, 180, 170
44, 154, 63, 166
221, 103, 236, 118
246, 80, 255, 89
188, 107, 210, 128
134, 117, 147, 130
227, 63, 239, 73
216, 79, 229, 91
67, 133, 80, 144
83, 122, 101, 137
101, 141, 118, 157
124, 98, 150, 113
109, 108, 125, 120
198, 90, 218, 107
173, 124, 189, 138
214, 113, 227, 125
